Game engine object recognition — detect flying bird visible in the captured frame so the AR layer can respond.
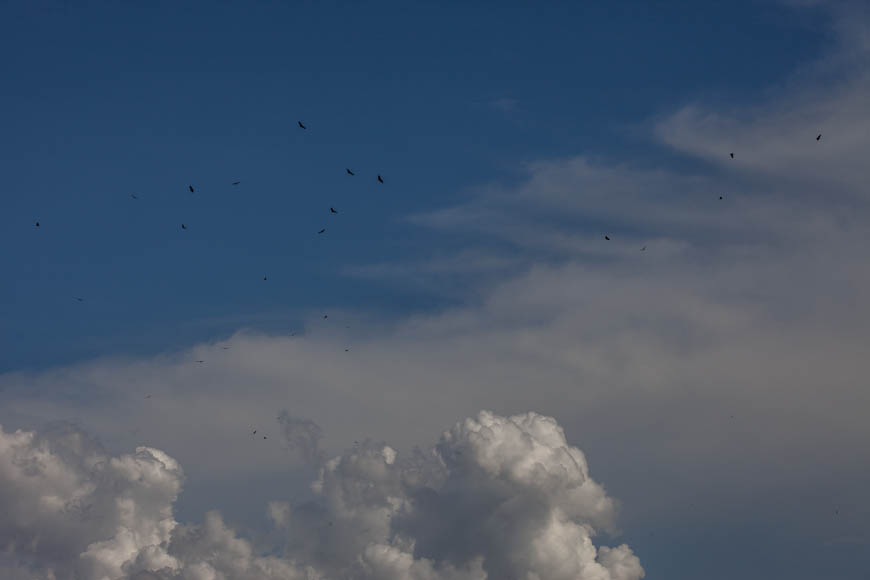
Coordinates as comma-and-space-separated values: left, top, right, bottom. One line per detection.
323, 315, 328, 319
130, 194, 138, 199
252, 429, 257, 435
144, 394, 152, 399
377, 175, 384, 184
181, 224, 187, 230
195, 360, 204, 363
729, 153, 734, 159
264, 275, 268, 281
222, 346, 230, 350
640, 246, 646, 251
263, 436, 267, 440
189, 185, 194, 193
816, 134, 822, 141
344, 348, 349, 352
330, 207, 337, 214
604, 235, 610, 241
232, 181, 241, 186
73, 296, 84, 302
719, 195, 724, 200
298, 121, 306, 129
34, 221, 40, 228
318, 228, 326, 234
346, 168, 355, 176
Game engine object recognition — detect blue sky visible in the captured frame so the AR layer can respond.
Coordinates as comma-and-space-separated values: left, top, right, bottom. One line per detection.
3, 2, 870, 580
0, 0, 829, 370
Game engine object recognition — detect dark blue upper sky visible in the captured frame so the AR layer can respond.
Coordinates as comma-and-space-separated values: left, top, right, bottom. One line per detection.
1, 0, 828, 370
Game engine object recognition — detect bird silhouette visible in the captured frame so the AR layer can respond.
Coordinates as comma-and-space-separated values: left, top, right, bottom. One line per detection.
344, 348, 349, 352
263, 436, 267, 440
130, 194, 138, 199
729, 153, 734, 159
195, 360, 204, 363
73, 297, 84, 302
181, 224, 187, 230
232, 181, 241, 185
323, 315, 328, 319
719, 195, 724, 200
640, 246, 646, 251
346, 168, 355, 176
189, 185, 194, 193
377, 175, 384, 184
252, 429, 257, 435
34, 221, 40, 228
222, 346, 230, 350
263, 275, 268, 281
318, 228, 326, 234
604, 235, 610, 241
330, 207, 338, 214
298, 121, 306, 129
144, 394, 152, 399
816, 134, 822, 141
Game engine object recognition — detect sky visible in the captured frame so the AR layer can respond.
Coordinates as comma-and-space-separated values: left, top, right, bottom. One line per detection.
1, 1, 869, 579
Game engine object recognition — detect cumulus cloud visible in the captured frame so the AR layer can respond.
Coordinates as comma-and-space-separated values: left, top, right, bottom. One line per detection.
0, 423, 182, 580
0, 412, 641, 580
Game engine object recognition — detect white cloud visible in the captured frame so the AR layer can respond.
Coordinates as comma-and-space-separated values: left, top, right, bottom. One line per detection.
0, 424, 181, 580
0, 412, 641, 580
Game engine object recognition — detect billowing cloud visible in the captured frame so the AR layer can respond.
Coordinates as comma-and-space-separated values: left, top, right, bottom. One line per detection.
0, 411, 641, 580
0, 423, 182, 580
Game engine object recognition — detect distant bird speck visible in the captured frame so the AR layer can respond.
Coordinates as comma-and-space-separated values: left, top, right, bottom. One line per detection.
195, 360, 204, 363
232, 181, 241, 185
144, 394, 152, 399
345, 348, 349, 352
816, 134, 822, 141
130, 194, 138, 200
318, 228, 326, 234
719, 195, 724, 200
222, 346, 230, 350
252, 430, 257, 435
264, 275, 268, 281
377, 175, 384, 184
323, 315, 328, 319
330, 207, 338, 214
346, 168, 355, 176
604, 235, 610, 241
640, 246, 646, 251
73, 297, 84, 302
188, 185, 194, 193
34, 221, 40, 228
263, 436, 267, 440
729, 153, 734, 159
298, 121, 306, 129
181, 224, 187, 230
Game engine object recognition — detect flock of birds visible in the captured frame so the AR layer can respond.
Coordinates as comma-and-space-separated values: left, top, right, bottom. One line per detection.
32, 127, 827, 443
34, 119, 387, 296
31, 120, 388, 414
